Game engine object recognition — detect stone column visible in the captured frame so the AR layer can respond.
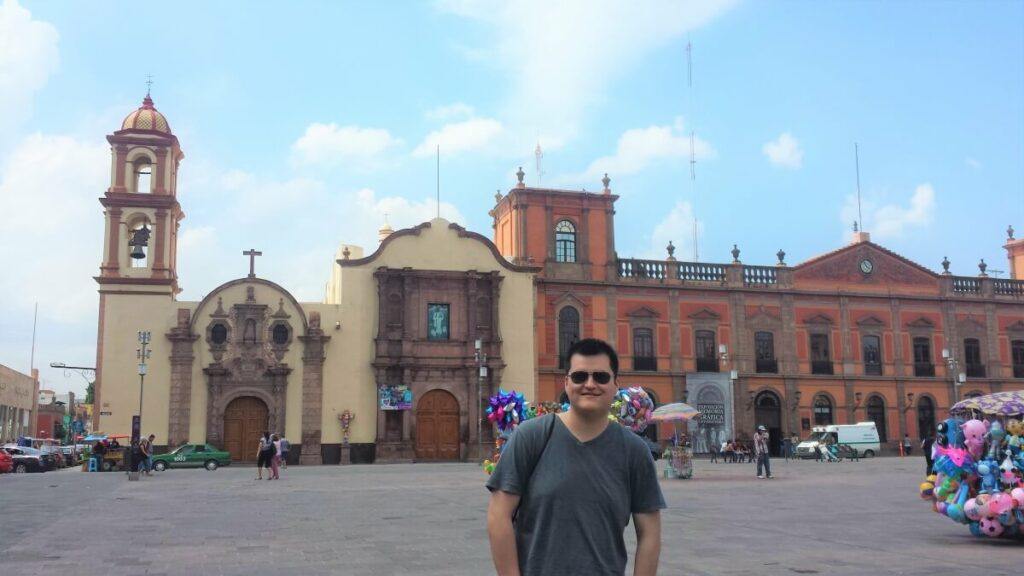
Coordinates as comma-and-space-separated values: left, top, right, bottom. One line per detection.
166, 309, 198, 447
299, 312, 331, 465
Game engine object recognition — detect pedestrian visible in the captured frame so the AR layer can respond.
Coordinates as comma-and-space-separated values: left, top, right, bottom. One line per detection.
91, 440, 106, 471
754, 425, 773, 479
270, 434, 281, 480
902, 434, 913, 456
145, 434, 155, 474
256, 431, 273, 480
486, 338, 664, 576
279, 436, 290, 469
137, 435, 151, 476
720, 440, 729, 463
790, 434, 800, 459
709, 442, 719, 463
130, 439, 144, 475
921, 435, 935, 476
782, 436, 792, 461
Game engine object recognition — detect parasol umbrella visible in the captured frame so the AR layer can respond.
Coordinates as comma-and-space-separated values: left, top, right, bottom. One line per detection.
650, 403, 702, 446
950, 390, 1024, 417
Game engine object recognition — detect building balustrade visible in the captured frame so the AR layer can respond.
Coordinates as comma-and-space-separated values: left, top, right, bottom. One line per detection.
743, 265, 777, 286
951, 276, 981, 294
994, 278, 1024, 297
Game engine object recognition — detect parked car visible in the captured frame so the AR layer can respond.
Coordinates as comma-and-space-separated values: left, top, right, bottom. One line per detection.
40, 445, 65, 468
60, 445, 80, 466
151, 444, 232, 471
1, 446, 49, 473
0, 448, 12, 473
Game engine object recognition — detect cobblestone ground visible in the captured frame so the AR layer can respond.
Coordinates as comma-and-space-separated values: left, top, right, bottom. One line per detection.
1, 456, 1019, 575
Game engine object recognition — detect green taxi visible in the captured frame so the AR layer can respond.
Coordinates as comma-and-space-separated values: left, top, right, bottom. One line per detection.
151, 444, 231, 471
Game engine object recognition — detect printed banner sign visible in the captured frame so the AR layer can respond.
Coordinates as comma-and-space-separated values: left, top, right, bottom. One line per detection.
379, 384, 413, 410
697, 403, 725, 425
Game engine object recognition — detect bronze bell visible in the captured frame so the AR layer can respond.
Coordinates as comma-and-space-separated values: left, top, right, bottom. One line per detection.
130, 243, 146, 260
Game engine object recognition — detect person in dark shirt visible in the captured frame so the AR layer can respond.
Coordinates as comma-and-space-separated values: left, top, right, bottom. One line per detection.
487, 338, 665, 576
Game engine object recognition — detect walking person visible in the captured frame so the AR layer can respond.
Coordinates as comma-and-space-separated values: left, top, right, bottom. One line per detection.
790, 434, 800, 459
270, 434, 282, 480
902, 434, 913, 457
782, 435, 792, 461
279, 436, 290, 469
487, 338, 664, 576
143, 434, 155, 475
921, 435, 935, 476
754, 425, 773, 479
256, 431, 273, 480
709, 442, 719, 463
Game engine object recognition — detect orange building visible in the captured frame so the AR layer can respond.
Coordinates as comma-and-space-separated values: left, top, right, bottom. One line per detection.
493, 169, 1024, 454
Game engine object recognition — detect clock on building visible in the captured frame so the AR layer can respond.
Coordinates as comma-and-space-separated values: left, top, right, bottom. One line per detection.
859, 259, 874, 274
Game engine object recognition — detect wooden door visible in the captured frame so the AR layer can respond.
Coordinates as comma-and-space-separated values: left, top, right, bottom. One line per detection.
415, 389, 460, 461
223, 396, 268, 462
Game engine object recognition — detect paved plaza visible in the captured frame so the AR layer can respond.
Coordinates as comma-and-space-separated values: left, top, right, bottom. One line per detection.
1, 456, 1019, 575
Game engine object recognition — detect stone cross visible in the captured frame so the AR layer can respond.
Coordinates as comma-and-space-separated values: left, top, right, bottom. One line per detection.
243, 249, 262, 278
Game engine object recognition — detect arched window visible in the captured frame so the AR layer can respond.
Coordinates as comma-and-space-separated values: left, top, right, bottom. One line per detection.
133, 157, 152, 194
695, 330, 718, 372
554, 220, 577, 263
128, 221, 151, 269
272, 324, 289, 345
632, 328, 656, 371
862, 335, 882, 375
912, 337, 934, 376
964, 338, 985, 377
916, 396, 935, 439
558, 306, 580, 369
755, 331, 776, 373
210, 324, 228, 345
866, 395, 887, 443
813, 395, 833, 426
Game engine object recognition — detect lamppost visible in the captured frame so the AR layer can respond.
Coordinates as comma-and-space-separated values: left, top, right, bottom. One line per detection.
50, 362, 96, 437
135, 331, 152, 444
475, 338, 488, 461
941, 348, 966, 405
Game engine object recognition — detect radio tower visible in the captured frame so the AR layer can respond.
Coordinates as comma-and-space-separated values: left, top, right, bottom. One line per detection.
535, 142, 544, 186
687, 38, 700, 261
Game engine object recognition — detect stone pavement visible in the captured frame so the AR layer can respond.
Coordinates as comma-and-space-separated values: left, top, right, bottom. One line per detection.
0, 456, 1019, 575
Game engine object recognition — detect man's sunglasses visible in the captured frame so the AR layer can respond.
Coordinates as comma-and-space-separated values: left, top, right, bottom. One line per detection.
568, 370, 613, 385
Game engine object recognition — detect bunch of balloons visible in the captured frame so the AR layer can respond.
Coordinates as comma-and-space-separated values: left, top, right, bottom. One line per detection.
611, 387, 654, 434
487, 389, 529, 432
921, 417, 1024, 539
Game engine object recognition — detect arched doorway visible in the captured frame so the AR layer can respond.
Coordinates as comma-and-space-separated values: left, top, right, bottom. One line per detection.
866, 395, 888, 443
416, 389, 460, 461
917, 396, 936, 440
641, 388, 659, 445
223, 396, 268, 462
754, 390, 782, 456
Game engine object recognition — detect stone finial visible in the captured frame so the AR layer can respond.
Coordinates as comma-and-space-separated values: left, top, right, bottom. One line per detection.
731, 244, 741, 263
776, 249, 786, 266
494, 190, 503, 204
342, 246, 351, 260
853, 221, 859, 233
309, 311, 321, 329
941, 256, 950, 274
602, 173, 611, 194
979, 258, 988, 277
515, 166, 525, 188
1009, 225, 1016, 240
666, 240, 676, 261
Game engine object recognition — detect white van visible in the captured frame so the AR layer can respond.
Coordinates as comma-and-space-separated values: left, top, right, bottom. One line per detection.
795, 422, 881, 458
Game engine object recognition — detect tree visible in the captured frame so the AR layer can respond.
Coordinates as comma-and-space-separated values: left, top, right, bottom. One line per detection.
85, 382, 94, 404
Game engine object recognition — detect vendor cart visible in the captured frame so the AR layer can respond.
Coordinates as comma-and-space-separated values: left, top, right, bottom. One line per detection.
650, 403, 701, 480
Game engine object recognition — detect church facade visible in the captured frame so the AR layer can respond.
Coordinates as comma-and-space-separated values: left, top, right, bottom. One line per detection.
93, 95, 1024, 462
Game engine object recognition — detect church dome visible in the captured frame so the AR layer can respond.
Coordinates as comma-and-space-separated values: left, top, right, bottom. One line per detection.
120, 94, 172, 134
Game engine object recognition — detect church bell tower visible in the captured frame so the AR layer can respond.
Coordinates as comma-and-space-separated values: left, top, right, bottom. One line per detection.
95, 91, 184, 295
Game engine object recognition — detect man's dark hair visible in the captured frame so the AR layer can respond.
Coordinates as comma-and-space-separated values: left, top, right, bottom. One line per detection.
565, 338, 619, 376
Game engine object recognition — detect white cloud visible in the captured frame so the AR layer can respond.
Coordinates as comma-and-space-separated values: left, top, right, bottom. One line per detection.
0, 0, 59, 144
841, 183, 936, 240
645, 200, 701, 260
290, 123, 402, 169
413, 117, 504, 157
965, 157, 982, 169
762, 132, 803, 169
0, 133, 108, 323
425, 102, 475, 121
219, 170, 327, 221
562, 118, 714, 185
437, 0, 737, 143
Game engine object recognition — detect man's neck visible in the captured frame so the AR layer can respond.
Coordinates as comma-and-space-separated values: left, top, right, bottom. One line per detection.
559, 410, 610, 443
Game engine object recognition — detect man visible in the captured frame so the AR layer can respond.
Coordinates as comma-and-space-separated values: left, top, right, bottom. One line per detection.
487, 338, 664, 576
902, 434, 913, 456
754, 425, 773, 479
921, 434, 935, 476
279, 436, 290, 469
782, 435, 792, 461
144, 434, 155, 475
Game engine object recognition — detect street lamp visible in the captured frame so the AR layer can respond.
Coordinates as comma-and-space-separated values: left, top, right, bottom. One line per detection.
136, 331, 152, 444
942, 348, 966, 404
475, 338, 488, 461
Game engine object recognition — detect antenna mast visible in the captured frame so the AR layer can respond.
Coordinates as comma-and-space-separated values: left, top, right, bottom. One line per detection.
436, 144, 440, 219
855, 143, 863, 232
687, 38, 699, 261
535, 142, 544, 186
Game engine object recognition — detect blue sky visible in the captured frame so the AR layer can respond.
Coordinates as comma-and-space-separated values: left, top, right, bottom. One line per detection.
1, 0, 1021, 394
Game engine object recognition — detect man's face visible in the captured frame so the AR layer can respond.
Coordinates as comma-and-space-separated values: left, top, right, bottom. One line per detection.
564, 353, 617, 417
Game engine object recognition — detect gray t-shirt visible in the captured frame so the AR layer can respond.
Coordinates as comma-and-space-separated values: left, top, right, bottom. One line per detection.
486, 414, 666, 576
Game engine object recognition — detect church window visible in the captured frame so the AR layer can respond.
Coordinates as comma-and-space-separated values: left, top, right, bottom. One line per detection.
133, 157, 152, 194
210, 324, 228, 345
244, 319, 257, 344
272, 324, 289, 345
558, 306, 580, 369
555, 220, 577, 263
427, 304, 450, 341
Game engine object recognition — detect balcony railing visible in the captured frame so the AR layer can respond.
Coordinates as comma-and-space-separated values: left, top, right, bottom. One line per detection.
679, 262, 726, 283
914, 362, 936, 377
1014, 365, 1024, 379
755, 358, 778, 373
695, 357, 720, 372
994, 279, 1024, 297
966, 364, 986, 378
952, 277, 981, 294
633, 356, 657, 372
864, 363, 883, 376
811, 360, 834, 375
617, 259, 667, 280
743, 265, 777, 286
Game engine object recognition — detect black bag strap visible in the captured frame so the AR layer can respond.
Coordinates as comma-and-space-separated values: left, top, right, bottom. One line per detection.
513, 414, 557, 523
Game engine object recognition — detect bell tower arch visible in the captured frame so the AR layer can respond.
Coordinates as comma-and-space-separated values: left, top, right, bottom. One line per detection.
96, 91, 184, 293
